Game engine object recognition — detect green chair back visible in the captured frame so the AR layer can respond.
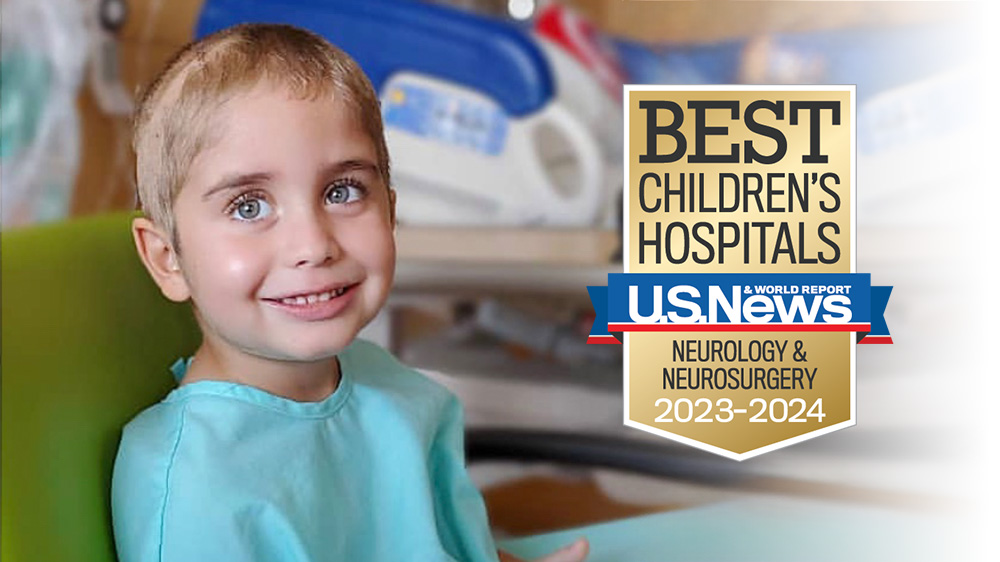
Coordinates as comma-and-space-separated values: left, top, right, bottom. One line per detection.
2, 213, 200, 562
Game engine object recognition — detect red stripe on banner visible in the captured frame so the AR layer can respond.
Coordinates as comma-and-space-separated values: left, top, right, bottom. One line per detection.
587, 335, 620, 345
859, 336, 893, 344
607, 323, 871, 333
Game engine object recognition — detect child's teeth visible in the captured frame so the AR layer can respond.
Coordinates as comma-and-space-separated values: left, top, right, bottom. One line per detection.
280, 286, 350, 305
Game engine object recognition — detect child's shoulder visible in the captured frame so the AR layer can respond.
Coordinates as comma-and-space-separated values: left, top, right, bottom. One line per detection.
114, 393, 189, 496
340, 338, 459, 411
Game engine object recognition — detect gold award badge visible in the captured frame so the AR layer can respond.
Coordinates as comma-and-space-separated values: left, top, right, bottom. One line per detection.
588, 86, 892, 460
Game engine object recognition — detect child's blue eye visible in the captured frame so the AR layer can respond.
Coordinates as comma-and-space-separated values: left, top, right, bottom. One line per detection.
229, 195, 272, 221
325, 181, 365, 205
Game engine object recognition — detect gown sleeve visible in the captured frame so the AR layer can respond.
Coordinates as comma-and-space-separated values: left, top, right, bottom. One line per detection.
111, 404, 183, 562
428, 393, 502, 562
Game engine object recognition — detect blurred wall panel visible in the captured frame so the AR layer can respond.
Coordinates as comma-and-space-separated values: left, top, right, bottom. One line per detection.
568, 0, 968, 43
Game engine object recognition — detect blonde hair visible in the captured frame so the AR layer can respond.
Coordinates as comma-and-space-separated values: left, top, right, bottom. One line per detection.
133, 23, 390, 239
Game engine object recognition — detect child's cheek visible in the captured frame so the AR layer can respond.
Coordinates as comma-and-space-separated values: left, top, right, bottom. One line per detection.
218, 248, 264, 286
192, 237, 265, 290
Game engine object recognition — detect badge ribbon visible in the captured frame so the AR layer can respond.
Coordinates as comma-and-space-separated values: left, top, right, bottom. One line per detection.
588, 273, 892, 344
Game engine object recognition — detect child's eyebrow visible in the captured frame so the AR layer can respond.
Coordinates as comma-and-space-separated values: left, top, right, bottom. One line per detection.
202, 172, 273, 200
324, 159, 378, 176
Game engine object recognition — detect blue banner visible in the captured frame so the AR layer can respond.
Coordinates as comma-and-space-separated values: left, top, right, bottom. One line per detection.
588, 273, 892, 344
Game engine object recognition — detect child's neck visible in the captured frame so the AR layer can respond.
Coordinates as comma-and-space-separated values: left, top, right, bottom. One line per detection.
182, 341, 342, 403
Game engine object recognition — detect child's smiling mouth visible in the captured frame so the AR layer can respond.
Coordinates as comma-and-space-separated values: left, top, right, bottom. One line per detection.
277, 286, 350, 305
263, 283, 361, 321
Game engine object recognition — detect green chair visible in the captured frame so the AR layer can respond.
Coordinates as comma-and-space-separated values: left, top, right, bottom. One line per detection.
1, 213, 200, 562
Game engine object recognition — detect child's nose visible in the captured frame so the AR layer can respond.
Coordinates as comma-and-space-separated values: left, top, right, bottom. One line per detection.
285, 210, 341, 267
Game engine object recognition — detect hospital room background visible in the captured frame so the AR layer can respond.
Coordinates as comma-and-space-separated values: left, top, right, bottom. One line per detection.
2, 0, 997, 560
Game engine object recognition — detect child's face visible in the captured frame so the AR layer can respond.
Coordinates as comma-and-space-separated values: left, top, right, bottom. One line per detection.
168, 83, 395, 363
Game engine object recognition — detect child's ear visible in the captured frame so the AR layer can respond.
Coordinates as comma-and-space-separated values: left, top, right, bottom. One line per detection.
132, 217, 191, 302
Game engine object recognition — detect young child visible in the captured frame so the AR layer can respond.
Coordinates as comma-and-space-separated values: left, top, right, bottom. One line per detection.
113, 23, 587, 562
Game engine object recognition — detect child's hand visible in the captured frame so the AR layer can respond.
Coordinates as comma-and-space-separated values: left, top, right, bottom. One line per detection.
498, 537, 589, 562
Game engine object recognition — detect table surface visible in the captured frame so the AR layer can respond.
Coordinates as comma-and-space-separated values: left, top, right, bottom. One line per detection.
497, 495, 958, 562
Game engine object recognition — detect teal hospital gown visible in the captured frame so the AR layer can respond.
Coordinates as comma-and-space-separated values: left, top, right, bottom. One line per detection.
111, 339, 499, 562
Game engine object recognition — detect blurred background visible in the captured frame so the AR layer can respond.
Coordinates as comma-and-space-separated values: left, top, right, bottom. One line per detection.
2, 0, 997, 559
